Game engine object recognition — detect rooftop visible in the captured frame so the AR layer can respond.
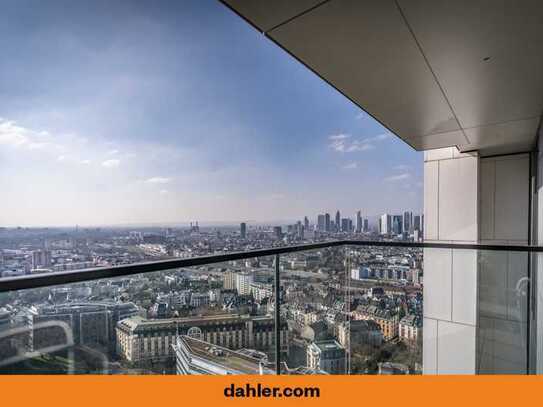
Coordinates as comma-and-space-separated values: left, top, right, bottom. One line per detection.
177, 335, 274, 375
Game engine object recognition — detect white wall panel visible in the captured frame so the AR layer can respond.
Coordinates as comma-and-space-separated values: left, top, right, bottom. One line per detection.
452, 249, 477, 325
437, 321, 476, 374
423, 317, 438, 374
424, 160, 439, 240
438, 157, 478, 241
424, 248, 452, 321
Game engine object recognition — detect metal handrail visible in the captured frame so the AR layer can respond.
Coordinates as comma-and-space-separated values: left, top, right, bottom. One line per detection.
1, 239, 542, 293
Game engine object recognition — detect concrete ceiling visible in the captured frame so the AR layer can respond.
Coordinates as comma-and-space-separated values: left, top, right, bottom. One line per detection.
221, 0, 543, 156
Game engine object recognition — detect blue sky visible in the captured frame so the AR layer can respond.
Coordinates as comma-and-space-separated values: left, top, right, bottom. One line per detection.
0, 0, 422, 227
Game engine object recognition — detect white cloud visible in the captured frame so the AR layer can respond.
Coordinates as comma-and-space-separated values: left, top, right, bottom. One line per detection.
107, 149, 119, 155
159, 189, 169, 195
144, 177, 172, 184
102, 159, 120, 168
144, 177, 171, 184
384, 173, 411, 182
327, 132, 388, 153
342, 162, 358, 170
355, 112, 365, 120
0, 119, 64, 153
0, 120, 31, 147
57, 155, 66, 162
80, 159, 91, 165
329, 137, 374, 153
328, 133, 351, 141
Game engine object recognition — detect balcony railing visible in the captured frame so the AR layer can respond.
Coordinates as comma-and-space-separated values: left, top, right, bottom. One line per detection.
0, 240, 540, 375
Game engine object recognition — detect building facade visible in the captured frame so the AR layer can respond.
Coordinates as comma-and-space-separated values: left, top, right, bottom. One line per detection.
306, 340, 345, 374
116, 314, 289, 365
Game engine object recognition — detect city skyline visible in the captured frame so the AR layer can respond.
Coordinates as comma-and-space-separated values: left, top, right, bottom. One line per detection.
0, 0, 422, 227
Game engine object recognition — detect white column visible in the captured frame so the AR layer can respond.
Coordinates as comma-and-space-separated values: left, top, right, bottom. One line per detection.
423, 147, 478, 374
424, 147, 530, 374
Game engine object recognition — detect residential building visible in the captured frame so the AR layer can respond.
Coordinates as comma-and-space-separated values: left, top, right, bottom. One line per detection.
236, 272, 254, 295
354, 305, 399, 341
306, 340, 345, 374
31, 250, 51, 269
399, 315, 421, 344
223, 270, 236, 291
336, 320, 383, 348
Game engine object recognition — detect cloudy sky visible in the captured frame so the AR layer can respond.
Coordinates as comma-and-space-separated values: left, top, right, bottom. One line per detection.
0, 0, 422, 227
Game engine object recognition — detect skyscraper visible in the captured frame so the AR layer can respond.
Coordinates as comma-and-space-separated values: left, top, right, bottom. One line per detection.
356, 211, 362, 233
304, 216, 309, 230
403, 211, 413, 234
363, 218, 369, 233
413, 215, 421, 232
325, 213, 331, 232
240, 222, 247, 239
317, 214, 325, 231
335, 211, 341, 232
392, 215, 403, 235
379, 214, 392, 235
341, 218, 352, 233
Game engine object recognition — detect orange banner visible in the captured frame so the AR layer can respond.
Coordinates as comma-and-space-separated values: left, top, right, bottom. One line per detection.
2, 375, 543, 406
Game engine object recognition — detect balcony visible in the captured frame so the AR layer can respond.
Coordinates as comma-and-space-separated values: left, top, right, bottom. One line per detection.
0, 240, 537, 375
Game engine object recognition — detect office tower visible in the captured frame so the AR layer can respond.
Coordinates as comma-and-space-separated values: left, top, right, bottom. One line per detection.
379, 214, 391, 235
363, 218, 369, 233
325, 213, 331, 232
240, 222, 247, 239
335, 211, 341, 232
356, 211, 362, 233
317, 214, 325, 231
413, 215, 421, 231
31, 249, 51, 269
340, 218, 352, 232
392, 215, 403, 235
304, 216, 309, 230
403, 211, 413, 233
273, 226, 282, 240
